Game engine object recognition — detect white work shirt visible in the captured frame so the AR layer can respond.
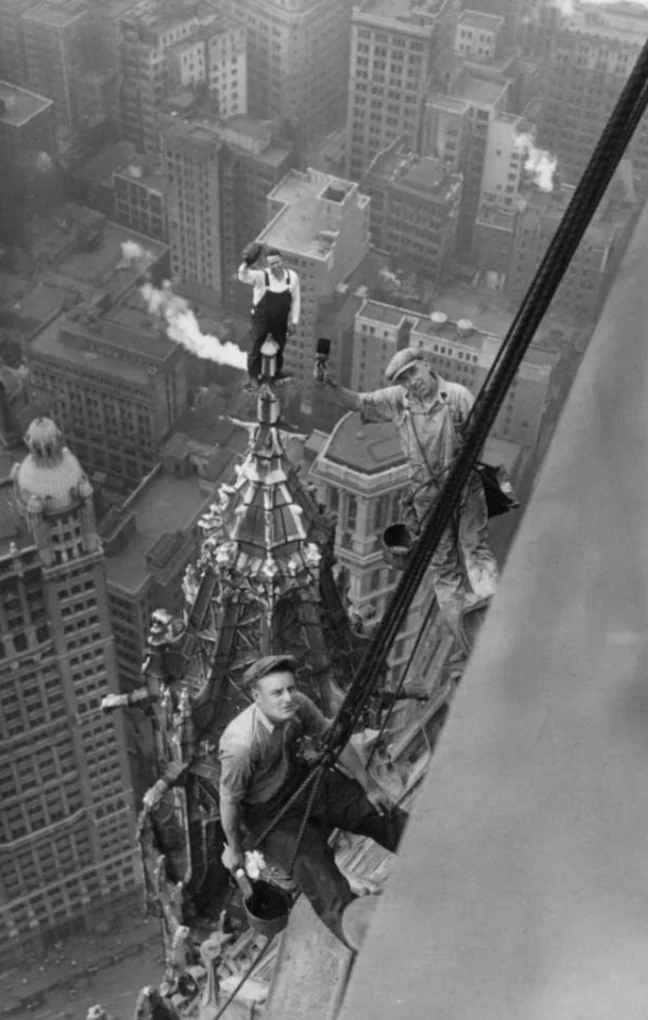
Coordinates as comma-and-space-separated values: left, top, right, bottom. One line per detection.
359, 377, 473, 491
238, 263, 301, 325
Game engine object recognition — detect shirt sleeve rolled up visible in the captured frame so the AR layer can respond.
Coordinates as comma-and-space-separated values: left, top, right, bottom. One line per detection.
219, 741, 253, 807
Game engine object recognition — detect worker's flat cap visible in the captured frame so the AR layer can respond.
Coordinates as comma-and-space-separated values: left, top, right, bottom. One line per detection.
385, 346, 427, 383
243, 654, 297, 686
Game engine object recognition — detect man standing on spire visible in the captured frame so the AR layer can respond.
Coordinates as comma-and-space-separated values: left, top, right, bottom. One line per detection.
238, 243, 300, 386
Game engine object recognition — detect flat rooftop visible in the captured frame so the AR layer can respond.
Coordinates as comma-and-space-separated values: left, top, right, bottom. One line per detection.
260, 170, 358, 260
357, 0, 443, 27
22, 0, 87, 27
323, 413, 406, 476
0, 80, 52, 127
358, 300, 413, 327
30, 313, 155, 386
105, 469, 213, 591
115, 157, 165, 193
164, 118, 221, 152
428, 94, 472, 115
452, 72, 507, 108
459, 9, 504, 31
392, 157, 459, 200
74, 142, 137, 185
476, 204, 516, 229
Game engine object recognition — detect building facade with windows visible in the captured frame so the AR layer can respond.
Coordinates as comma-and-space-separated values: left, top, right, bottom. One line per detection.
346, 0, 460, 182
506, 180, 636, 325
361, 138, 462, 283
221, 0, 353, 151
27, 293, 188, 489
0, 419, 138, 964
538, 3, 648, 195
163, 112, 294, 309
114, 155, 167, 241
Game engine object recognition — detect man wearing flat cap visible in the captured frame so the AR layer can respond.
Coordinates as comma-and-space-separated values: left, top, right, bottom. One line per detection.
320, 347, 498, 648
218, 655, 407, 947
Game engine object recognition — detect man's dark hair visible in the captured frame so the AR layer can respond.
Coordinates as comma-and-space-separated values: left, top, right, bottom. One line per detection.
265, 247, 283, 260
243, 654, 297, 693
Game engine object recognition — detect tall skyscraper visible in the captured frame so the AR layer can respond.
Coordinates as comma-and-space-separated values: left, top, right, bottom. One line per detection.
507, 180, 635, 325
0, 0, 37, 84
346, 0, 460, 182
361, 138, 462, 284
163, 112, 294, 309
21, 0, 95, 129
119, 0, 245, 155
423, 73, 523, 252
221, 0, 354, 152
256, 168, 371, 417
538, 3, 648, 195
1, 418, 139, 964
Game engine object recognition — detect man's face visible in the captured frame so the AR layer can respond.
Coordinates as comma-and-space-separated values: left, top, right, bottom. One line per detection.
267, 253, 284, 278
397, 360, 438, 401
254, 670, 298, 723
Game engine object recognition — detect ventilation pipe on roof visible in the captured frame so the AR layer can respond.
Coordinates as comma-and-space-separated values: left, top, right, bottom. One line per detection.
456, 318, 474, 336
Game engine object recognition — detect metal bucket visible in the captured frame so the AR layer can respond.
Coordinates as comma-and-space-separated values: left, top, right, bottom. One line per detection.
381, 522, 413, 571
243, 879, 291, 940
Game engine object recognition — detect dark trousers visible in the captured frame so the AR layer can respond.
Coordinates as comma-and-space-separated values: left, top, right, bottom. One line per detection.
248, 313, 288, 380
244, 768, 408, 944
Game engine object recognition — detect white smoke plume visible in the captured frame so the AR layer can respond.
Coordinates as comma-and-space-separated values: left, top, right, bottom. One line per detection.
514, 133, 558, 193
118, 241, 247, 370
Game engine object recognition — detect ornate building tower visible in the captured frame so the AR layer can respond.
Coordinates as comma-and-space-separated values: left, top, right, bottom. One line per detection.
104, 347, 366, 940
0, 419, 139, 963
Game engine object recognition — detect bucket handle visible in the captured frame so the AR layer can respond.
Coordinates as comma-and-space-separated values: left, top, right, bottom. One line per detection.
234, 868, 254, 901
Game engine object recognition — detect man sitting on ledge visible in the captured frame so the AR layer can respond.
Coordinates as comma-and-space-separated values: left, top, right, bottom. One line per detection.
219, 655, 408, 948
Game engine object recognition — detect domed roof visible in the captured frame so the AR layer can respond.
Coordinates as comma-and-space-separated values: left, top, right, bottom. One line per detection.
15, 418, 89, 513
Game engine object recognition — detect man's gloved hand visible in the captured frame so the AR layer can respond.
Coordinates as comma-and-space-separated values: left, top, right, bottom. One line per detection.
243, 242, 264, 265
221, 844, 246, 874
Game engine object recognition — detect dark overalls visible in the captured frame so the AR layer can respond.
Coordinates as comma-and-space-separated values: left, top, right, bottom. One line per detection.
248, 270, 292, 380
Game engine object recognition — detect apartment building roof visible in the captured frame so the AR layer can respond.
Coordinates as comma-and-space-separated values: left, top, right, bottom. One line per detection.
357, 0, 446, 28
458, 9, 504, 31
323, 413, 406, 476
357, 300, 413, 327
22, 0, 87, 27
0, 80, 52, 127
475, 204, 516, 229
164, 118, 222, 153
74, 142, 137, 186
428, 93, 472, 116
451, 70, 507, 107
260, 169, 362, 260
105, 468, 214, 591
115, 157, 165, 193
565, 4, 648, 44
